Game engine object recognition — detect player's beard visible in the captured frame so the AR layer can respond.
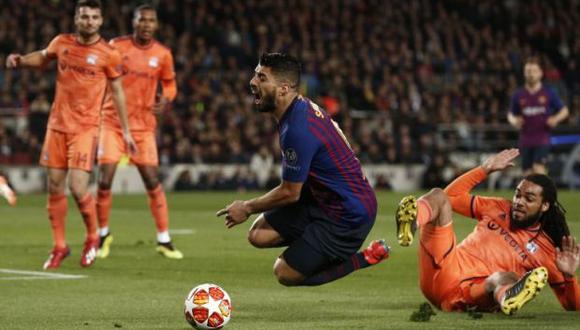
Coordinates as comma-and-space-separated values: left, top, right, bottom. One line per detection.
78, 28, 98, 40
254, 91, 276, 113
510, 208, 542, 230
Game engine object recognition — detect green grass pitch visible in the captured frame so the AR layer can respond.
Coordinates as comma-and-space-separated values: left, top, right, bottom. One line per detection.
0, 191, 579, 329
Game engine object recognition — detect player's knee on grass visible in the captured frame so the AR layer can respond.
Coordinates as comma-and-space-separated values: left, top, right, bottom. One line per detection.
273, 257, 305, 286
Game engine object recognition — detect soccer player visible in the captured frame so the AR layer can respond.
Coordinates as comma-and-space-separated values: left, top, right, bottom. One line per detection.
96, 5, 182, 259
5, 0, 136, 269
508, 56, 569, 176
396, 149, 580, 314
217, 53, 389, 286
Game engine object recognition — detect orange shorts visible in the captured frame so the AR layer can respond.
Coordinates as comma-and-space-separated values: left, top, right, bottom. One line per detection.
418, 223, 495, 312
97, 128, 158, 166
40, 128, 98, 172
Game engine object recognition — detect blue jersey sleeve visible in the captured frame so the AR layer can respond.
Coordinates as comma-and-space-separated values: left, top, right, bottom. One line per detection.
509, 91, 521, 115
280, 126, 319, 183
547, 87, 565, 114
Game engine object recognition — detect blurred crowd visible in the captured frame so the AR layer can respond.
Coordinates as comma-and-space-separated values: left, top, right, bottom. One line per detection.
1, 0, 579, 189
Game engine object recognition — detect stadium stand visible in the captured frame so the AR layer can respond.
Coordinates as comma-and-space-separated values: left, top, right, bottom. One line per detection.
1, 0, 579, 190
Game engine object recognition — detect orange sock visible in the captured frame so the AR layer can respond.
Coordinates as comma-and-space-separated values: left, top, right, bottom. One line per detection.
75, 193, 99, 242
147, 184, 169, 233
417, 198, 433, 227
47, 193, 68, 249
97, 189, 112, 230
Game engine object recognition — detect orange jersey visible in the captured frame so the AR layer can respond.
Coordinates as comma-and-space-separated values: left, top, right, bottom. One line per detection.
445, 167, 580, 310
101, 36, 176, 132
45, 34, 123, 133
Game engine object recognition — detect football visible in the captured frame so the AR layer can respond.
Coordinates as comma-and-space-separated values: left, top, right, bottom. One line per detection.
184, 283, 232, 329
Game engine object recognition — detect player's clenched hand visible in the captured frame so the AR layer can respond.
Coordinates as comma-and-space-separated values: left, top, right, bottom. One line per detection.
556, 235, 580, 277
481, 148, 519, 174
216, 201, 251, 228
547, 116, 559, 128
123, 131, 138, 155
6, 54, 22, 68
152, 96, 169, 114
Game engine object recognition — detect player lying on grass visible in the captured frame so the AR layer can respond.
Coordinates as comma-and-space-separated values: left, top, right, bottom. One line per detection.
396, 148, 579, 314
217, 53, 389, 286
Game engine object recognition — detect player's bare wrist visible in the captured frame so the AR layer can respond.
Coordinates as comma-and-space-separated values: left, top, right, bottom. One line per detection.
480, 165, 491, 175
242, 201, 253, 216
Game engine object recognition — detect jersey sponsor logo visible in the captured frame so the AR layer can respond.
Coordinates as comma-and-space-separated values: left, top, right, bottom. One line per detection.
148, 57, 159, 68
127, 70, 156, 80
86, 54, 98, 65
59, 61, 96, 76
522, 106, 546, 116
486, 220, 528, 261
284, 148, 298, 165
526, 241, 539, 253
43, 152, 49, 161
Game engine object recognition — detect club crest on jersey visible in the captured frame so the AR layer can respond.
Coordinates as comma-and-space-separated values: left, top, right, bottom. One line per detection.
149, 57, 159, 68
526, 241, 539, 253
538, 95, 547, 105
284, 148, 298, 165
86, 54, 98, 65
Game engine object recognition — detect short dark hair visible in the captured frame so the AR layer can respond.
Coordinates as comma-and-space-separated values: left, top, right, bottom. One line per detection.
524, 174, 569, 248
134, 4, 156, 19
524, 56, 542, 68
75, 0, 102, 14
259, 53, 301, 89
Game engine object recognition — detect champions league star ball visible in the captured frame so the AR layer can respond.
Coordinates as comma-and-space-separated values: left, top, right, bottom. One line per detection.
184, 283, 232, 329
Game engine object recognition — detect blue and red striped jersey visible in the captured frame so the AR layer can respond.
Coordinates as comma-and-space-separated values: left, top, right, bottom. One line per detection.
278, 96, 377, 223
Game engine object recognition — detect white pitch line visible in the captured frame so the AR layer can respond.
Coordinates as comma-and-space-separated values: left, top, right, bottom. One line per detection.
0, 268, 87, 280
169, 229, 196, 235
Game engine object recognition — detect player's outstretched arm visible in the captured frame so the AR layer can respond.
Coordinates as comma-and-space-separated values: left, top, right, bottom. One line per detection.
109, 78, 138, 154
6, 50, 51, 69
216, 181, 302, 229
481, 148, 519, 174
444, 149, 518, 218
